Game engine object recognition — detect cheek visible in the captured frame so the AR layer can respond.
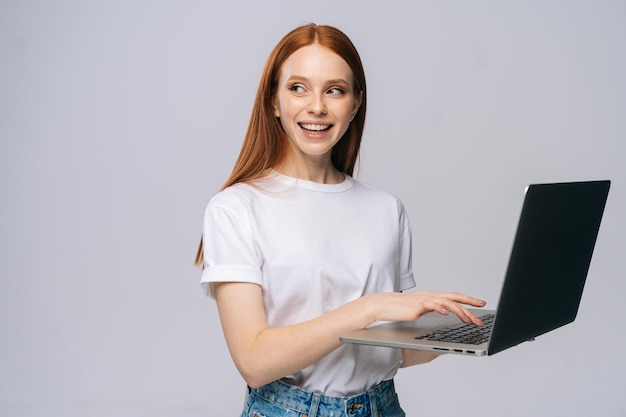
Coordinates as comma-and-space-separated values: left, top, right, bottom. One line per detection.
275, 96, 295, 118
337, 101, 357, 121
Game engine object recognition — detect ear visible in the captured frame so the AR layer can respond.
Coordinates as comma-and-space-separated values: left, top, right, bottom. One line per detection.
350, 91, 363, 121
272, 99, 280, 118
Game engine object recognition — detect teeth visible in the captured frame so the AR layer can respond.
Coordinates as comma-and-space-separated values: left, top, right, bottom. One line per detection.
300, 123, 330, 131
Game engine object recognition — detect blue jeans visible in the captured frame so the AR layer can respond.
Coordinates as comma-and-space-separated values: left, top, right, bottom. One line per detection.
242, 379, 405, 417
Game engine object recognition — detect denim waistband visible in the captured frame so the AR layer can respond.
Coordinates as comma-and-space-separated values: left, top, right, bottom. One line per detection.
249, 379, 397, 416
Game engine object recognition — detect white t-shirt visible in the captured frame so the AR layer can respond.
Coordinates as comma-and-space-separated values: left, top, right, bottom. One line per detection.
201, 170, 416, 396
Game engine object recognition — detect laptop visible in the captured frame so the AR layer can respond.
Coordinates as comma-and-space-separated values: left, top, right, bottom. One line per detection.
341, 180, 611, 356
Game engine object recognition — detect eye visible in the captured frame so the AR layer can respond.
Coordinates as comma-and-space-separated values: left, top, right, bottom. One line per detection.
327, 87, 346, 96
288, 84, 306, 94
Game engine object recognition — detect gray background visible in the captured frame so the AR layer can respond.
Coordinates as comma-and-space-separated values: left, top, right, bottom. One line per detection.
1, 1, 625, 416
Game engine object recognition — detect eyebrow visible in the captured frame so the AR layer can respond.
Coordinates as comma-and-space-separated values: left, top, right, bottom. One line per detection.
286, 75, 351, 87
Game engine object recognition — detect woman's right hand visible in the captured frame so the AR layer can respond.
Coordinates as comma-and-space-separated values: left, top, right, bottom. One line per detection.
361, 291, 487, 326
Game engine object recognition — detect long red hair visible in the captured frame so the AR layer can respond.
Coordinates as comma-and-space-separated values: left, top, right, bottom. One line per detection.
195, 24, 367, 266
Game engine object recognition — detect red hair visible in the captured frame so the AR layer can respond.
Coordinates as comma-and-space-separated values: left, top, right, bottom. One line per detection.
195, 24, 367, 266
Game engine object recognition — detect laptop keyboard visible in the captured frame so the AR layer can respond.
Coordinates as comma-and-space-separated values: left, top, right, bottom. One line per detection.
415, 314, 495, 345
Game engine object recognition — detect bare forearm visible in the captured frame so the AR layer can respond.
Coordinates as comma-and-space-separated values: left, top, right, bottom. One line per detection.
400, 349, 444, 367
241, 305, 369, 386
217, 287, 373, 388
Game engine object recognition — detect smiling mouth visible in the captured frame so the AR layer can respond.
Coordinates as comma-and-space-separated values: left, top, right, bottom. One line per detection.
299, 123, 333, 133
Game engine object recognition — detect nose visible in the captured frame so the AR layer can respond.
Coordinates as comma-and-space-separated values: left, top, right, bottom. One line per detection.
307, 93, 328, 115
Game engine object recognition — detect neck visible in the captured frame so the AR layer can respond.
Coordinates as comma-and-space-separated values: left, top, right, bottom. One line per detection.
274, 157, 344, 184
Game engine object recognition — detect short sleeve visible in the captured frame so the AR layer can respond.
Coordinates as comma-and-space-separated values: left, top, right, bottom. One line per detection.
200, 201, 263, 297
398, 204, 416, 291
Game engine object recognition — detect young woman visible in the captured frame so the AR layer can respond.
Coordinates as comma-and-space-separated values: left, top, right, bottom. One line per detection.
196, 23, 486, 417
